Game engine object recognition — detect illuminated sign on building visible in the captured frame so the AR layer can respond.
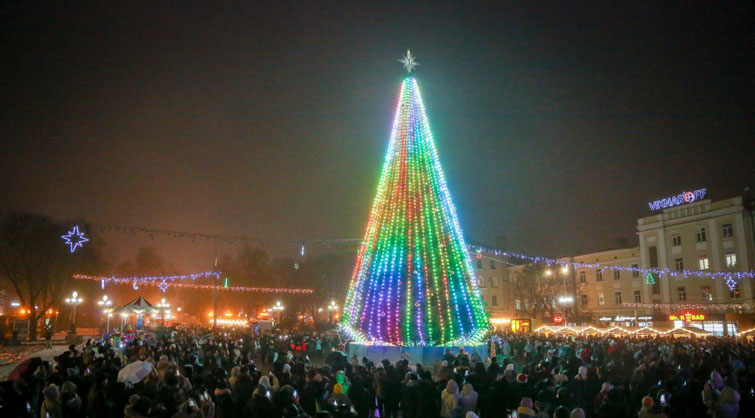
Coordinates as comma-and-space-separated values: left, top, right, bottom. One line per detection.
668, 312, 705, 321
599, 315, 653, 322
648, 188, 707, 211
553, 315, 564, 324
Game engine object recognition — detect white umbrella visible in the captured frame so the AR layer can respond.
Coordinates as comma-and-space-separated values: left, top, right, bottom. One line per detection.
117, 360, 153, 385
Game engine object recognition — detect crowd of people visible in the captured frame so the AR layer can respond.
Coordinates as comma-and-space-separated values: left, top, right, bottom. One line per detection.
0, 327, 753, 418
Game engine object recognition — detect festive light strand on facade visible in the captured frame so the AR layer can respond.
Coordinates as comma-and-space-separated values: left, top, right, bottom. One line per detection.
533, 325, 714, 337
621, 301, 755, 312
474, 246, 755, 280
72, 274, 314, 294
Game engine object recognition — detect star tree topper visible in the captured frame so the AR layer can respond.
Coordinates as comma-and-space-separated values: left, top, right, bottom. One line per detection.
399, 50, 419, 73
61, 225, 89, 253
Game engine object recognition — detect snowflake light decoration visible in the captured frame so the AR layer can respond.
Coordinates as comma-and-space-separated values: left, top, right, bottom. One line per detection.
61, 225, 89, 253
725, 275, 738, 291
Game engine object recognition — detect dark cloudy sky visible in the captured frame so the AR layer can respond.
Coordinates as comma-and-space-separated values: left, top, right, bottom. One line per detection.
2, 2, 753, 269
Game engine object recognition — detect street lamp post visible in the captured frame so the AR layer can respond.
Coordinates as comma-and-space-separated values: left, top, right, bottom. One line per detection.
327, 300, 338, 324
156, 298, 170, 326
559, 266, 571, 325
65, 291, 83, 334
98, 295, 113, 334
272, 301, 284, 325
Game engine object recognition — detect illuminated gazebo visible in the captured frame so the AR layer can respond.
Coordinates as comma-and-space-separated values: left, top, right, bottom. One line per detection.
115, 297, 160, 330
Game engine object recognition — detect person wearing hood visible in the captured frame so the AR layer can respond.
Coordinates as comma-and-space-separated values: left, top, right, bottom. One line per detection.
459, 383, 478, 416
702, 371, 740, 418
441, 379, 461, 418
41, 383, 63, 418
516, 397, 538, 418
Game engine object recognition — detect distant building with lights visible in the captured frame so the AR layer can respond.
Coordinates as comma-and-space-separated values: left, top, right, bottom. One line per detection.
484, 194, 755, 335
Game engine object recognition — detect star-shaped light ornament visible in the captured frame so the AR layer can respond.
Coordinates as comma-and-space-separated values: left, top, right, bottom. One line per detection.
61, 225, 89, 253
399, 50, 419, 73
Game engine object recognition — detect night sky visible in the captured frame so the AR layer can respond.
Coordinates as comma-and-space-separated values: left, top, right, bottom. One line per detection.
2, 2, 753, 269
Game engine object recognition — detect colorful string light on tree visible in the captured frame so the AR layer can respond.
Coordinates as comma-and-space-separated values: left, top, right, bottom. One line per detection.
340, 66, 489, 346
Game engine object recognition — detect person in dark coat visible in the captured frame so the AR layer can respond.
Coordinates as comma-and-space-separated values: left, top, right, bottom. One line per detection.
416, 370, 439, 418
400, 372, 420, 418
244, 385, 274, 418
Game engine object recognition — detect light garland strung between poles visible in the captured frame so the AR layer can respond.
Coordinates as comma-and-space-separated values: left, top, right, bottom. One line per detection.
74, 272, 221, 291
73, 273, 314, 294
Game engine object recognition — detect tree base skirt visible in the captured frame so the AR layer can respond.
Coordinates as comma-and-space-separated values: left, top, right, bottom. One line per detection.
346, 342, 488, 366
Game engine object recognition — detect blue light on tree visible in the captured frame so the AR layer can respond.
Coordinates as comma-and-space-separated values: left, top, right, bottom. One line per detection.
61, 225, 89, 253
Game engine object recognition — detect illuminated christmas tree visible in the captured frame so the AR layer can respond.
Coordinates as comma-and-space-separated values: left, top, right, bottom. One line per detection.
340, 52, 489, 346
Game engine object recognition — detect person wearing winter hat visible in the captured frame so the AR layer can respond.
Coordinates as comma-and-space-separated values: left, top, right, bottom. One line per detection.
41, 384, 63, 418
637, 396, 667, 418
517, 373, 529, 384
570, 407, 586, 418
517, 397, 538, 418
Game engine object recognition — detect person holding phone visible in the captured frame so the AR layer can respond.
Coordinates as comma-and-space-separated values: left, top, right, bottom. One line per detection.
638, 396, 667, 418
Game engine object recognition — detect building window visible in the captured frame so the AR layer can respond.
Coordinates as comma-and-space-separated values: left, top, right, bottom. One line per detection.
674, 258, 684, 272
722, 223, 733, 239
677, 287, 687, 302
579, 271, 586, 283
672, 234, 682, 246
492, 295, 498, 306
580, 294, 588, 306
596, 269, 603, 282
515, 299, 521, 310
725, 253, 737, 268
476, 258, 483, 269
613, 270, 621, 280
633, 290, 641, 303
478, 277, 485, 288
631, 264, 639, 278
648, 245, 658, 267
696, 227, 707, 242
490, 259, 496, 269
598, 293, 605, 306
614, 292, 622, 305
701, 286, 712, 301
490, 278, 497, 288
698, 257, 709, 270
730, 287, 741, 299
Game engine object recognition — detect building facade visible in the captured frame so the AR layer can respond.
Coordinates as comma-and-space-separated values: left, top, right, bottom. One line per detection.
637, 196, 754, 304
470, 252, 511, 318
485, 194, 755, 335
568, 247, 649, 326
